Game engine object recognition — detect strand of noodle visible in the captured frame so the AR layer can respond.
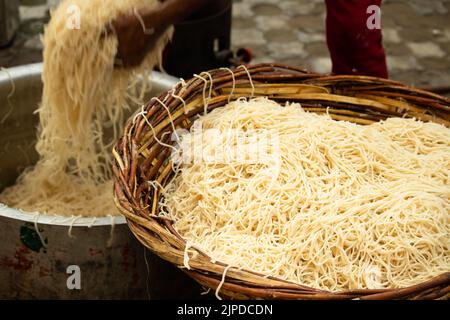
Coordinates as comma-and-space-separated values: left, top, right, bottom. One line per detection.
215, 265, 232, 300
107, 215, 116, 247
158, 55, 167, 74
141, 107, 178, 153
193, 73, 210, 115
183, 241, 193, 270
152, 97, 180, 141
143, 247, 151, 300
171, 87, 188, 114
237, 65, 254, 98
200, 287, 211, 295
87, 217, 97, 228
48, 215, 60, 224
133, 8, 155, 35
0, 67, 16, 124
148, 180, 167, 194
201, 71, 214, 102
220, 67, 236, 103
132, 105, 147, 125
33, 214, 47, 248
67, 215, 83, 238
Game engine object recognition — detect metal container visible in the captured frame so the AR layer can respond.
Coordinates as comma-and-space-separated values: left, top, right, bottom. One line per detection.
0, 0, 20, 47
0, 63, 203, 299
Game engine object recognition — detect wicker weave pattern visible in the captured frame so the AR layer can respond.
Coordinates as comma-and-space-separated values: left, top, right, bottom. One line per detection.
112, 64, 450, 299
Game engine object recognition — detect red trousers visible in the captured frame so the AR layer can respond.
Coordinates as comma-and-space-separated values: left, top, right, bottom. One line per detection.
325, 0, 388, 78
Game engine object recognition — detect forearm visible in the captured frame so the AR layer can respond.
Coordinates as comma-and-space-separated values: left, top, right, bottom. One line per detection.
111, 0, 210, 68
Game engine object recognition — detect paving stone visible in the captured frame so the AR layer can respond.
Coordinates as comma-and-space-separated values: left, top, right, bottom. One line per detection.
381, 14, 398, 29
387, 56, 424, 71
381, 0, 445, 32
251, 3, 282, 16
434, 28, 450, 43
304, 42, 329, 57
437, 39, 450, 55
279, 2, 316, 16
296, 30, 326, 43
399, 27, 434, 42
211, 0, 445, 88
246, 44, 270, 60
381, 2, 419, 28
310, 2, 326, 16
289, 15, 325, 33
251, 56, 274, 65
419, 57, 450, 70
281, 57, 309, 69
231, 28, 266, 47
382, 28, 401, 43
408, 0, 448, 15
384, 42, 412, 56
254, 15, 288, 32
233, 17, 257, 29
407, 42, 446, 58
244, 0, 279, 5
232, 1, 253, 19
413, 13, 450, 29
392, 69, 450, 88
268, 42, 306, 60
264, 29, 298, 43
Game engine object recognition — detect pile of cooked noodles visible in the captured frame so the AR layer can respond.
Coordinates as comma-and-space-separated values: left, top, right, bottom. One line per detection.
159, 97, 449, 291
0, 0, 172, 217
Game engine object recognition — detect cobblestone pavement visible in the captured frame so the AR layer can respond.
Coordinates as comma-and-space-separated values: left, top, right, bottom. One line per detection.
232, 0, 450, 88
1, 0, 449, 88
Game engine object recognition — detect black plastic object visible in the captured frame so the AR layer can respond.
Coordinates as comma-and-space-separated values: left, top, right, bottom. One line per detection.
162, 0, 232, 79
0, 0, 20, 47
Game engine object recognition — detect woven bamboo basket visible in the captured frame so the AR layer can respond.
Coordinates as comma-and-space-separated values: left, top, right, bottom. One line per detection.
112, 63, 450, 300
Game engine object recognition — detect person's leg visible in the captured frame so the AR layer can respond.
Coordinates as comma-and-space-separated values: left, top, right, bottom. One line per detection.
325, 0, 388, 78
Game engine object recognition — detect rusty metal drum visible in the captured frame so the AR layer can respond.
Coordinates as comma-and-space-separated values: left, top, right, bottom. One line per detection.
0, 63, 203, 299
